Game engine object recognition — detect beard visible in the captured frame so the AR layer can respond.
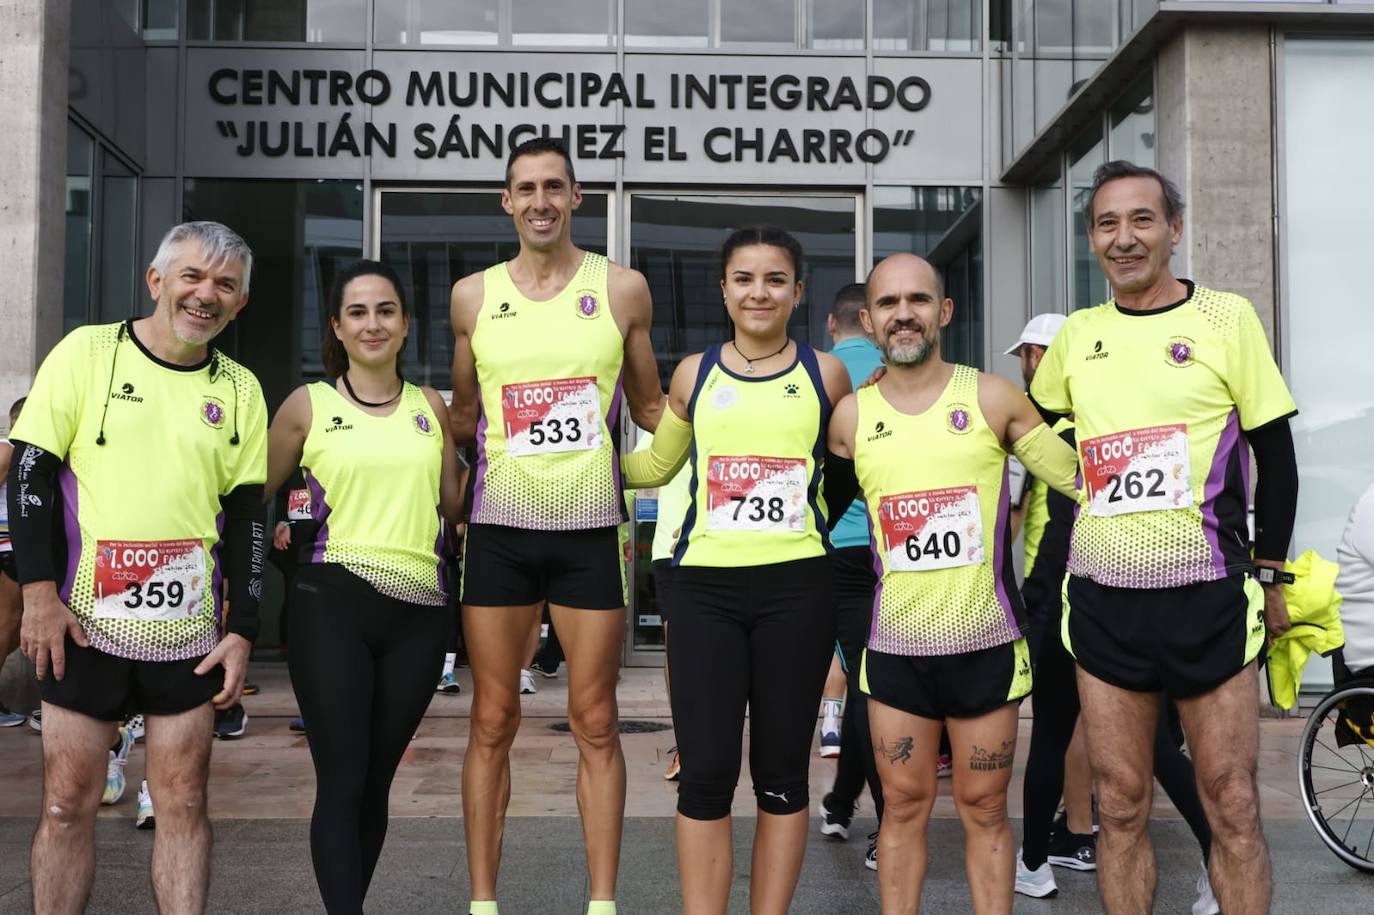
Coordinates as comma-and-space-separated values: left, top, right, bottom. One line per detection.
171, 296, 224, 346
883, 324, 938, 366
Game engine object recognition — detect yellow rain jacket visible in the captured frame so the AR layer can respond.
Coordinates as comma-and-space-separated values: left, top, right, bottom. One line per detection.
1266, 550, 1345, 710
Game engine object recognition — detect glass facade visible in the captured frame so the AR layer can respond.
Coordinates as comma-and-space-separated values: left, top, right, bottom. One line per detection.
63, 122, 95, 336
64, 121, 141, 334
188, 0, 365, 43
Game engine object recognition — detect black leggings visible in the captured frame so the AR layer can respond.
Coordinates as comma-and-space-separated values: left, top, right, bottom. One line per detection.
1020, 604, 1213, 870
288, 563, 448, 915
668, 557, 836, 820
828, 548, 885, 820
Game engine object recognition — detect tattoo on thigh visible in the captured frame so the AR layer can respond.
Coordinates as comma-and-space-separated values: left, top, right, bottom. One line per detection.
876, 736, 914, 764
969, 740, 1015, 771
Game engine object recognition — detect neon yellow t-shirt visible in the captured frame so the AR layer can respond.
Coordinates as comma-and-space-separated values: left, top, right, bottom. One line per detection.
11, 322, 267, 660
1030, 283, 1296, 589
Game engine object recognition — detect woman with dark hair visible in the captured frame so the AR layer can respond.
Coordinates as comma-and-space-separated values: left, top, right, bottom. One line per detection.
623, 227, 852, 914
265, 259, 463, 914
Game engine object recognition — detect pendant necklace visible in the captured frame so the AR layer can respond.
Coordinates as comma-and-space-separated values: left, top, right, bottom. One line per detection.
732, 339, 790, 375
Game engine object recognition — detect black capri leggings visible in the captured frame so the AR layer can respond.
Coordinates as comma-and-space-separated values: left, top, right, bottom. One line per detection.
667, 556, 836, 820
288, 563, 448, 915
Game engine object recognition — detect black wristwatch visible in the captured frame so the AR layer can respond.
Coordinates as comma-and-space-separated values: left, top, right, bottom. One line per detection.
1253, 565, 1296, 587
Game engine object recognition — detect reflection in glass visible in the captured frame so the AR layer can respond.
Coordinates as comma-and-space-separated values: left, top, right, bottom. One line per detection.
114, 0, 139, 33
1068, 124, 1107, 310
188, 0, 365, 42
512, 0, 611, 46
376, 0, 498, 45
875, 0, 980, 52
98, 154, 138, 324
625, 0, 708, 48
872, 187, 984, 367
1109, 72, 1155, 168
1034, 57, 1074, 135
808, 0, 863, 50
1030, 184, 1067, 313
143, 0, 179, 39
378, 192, 608, 388
1284, 38, 1374, 685
722, 0, 794, 47
64, 122, 95, 335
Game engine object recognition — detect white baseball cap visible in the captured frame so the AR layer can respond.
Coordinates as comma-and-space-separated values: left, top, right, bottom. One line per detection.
1004, 313, 1068, 356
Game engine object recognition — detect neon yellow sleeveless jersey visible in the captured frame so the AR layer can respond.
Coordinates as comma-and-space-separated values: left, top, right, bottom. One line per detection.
1030, 283, 1297, 589
10, 322, 268, 661
674, 343, 831, 568
855, 365, 1024, 656
468, 252, 626, 531
301, 382, 446, 606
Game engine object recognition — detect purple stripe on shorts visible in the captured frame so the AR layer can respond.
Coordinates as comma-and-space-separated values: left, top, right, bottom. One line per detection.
1201, 409, 1241, 577
471, 387, 489, 519
992, 459, 1019, 635
211, 510, 225, 626
58, 462, 80, 605
305, 467, 332, 564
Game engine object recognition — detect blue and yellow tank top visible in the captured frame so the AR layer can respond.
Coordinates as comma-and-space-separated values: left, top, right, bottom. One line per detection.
301, 381, 446, 606
468, 252, 625, 531
674, 343, 831, 569
855, 365, 1024, 656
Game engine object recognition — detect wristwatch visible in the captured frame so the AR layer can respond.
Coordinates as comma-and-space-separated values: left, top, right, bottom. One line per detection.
1253, 566, 1296, 587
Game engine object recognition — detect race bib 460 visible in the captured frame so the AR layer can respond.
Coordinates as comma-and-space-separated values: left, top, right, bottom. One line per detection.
1080, 424, 1192, 517
94, 539, 205, 622
878, 486, 985, 572
502, 377, 603, 457
705, 456, 808, 532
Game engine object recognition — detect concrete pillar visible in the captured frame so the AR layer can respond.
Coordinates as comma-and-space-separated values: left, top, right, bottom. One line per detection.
0, 0, 71, 715
1156, 24, 1277, 340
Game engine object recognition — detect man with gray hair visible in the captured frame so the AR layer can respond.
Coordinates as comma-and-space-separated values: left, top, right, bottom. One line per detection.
7, 221, 268, 913
1030, 161, 1299, 914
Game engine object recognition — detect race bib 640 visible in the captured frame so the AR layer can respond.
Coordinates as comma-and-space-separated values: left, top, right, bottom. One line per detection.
1080, 424, 1192, 517
878, 486, 985, 572
94, 539, 205, 622
502, 377, 603, 457
706, 456, 808, 532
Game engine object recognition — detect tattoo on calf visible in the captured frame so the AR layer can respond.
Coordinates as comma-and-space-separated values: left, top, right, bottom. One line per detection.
969, 740, 1015, 771
876, 736, 914, 764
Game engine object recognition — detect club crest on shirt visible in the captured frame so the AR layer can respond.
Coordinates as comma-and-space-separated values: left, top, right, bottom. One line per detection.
711, 385, 738, 410
413, 411, 435, 436
946, 404, 973, 434
1166, 336, 1196, 368
575, 290, 601, 319
200, 397, 226, 430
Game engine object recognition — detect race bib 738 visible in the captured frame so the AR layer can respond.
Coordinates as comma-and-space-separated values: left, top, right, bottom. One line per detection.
705, 456, 808, 532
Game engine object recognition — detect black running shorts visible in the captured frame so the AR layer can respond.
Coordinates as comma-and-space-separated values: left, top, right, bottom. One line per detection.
39, 635, 220, 721
652, 558, 677, 623
460, 523, 626, 610
1062, 573, 1265, 699
860, 638, 1032, 720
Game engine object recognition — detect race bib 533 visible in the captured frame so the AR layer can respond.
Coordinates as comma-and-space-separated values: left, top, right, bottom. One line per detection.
1080, 424, 1192, 517
94, 539, 205, 622
502, 377, 603, 457
878, 486, 985, 572
705, 456, 808, 532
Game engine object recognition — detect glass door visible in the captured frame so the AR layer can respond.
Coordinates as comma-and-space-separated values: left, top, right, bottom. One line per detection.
622, 191, 862, 666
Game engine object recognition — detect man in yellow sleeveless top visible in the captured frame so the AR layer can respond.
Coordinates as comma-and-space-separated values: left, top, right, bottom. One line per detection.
1030, 162, 1299, 915
828, 254, 1077, 913
447, 138, 664, 915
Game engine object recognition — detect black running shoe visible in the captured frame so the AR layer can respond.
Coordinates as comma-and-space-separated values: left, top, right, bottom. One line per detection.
1046, 830, 1097, 871
213, 704, 248, 739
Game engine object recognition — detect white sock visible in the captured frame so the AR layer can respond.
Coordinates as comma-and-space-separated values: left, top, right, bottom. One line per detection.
442, 653, 456, 676
822, 698, 843, 719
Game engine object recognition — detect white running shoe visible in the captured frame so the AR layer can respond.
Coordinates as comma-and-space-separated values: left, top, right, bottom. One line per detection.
1015, 849, 1058, 898
818, 707, 842, 758
102, 726, 133, 805
864, 831, 879, 871
519, 670, 537, 695
1192, 861, 1220, 915
135, 779, 155, 830
436, 670, 461, 694
125, 714, 145, 740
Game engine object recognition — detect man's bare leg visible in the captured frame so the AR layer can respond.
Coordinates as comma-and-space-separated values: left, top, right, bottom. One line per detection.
1063, 723, 1095, 835
1176, 662, 1271, 913
1076, 668, 1160, 915
549, 604, 626, 902
946, 704, 1019, 915
867, 701, 942, 914
461, 602, 541, 901
145, 702, 215, 914
0, 572, 21, 660
31, 703, 114, 915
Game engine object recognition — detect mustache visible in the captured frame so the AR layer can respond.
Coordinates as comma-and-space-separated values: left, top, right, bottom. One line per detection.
887, 320, 925, 336
177, 296, 220, 316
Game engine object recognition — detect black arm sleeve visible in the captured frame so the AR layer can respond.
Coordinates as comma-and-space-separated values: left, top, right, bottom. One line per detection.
1027, 392, 1068, 428
823, 450, 860, 530
1021, 428, 1077, 613
220, 483, 266, 643
1249, 418, 1298, 562
6, 440, 64, 585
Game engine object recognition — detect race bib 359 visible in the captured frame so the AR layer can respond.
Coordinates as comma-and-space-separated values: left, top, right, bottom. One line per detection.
94, 539, 205, 622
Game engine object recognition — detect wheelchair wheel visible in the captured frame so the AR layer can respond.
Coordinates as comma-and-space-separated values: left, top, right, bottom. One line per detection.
1298, 684, 1374, 872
